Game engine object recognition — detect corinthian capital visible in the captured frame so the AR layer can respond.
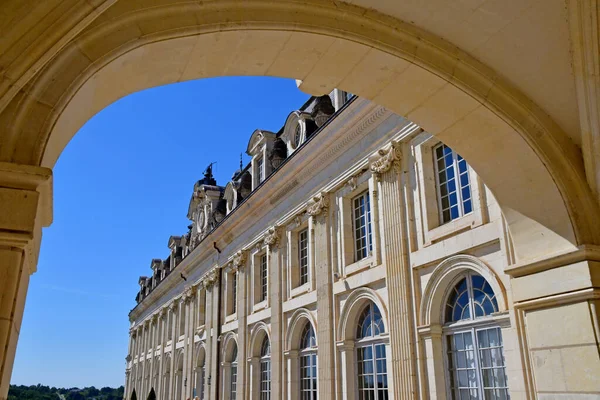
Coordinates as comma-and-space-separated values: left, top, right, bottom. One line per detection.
307, 192, 329, 216
232, 250, 247, 270
264, 226, 281, 248
370, 141, 401, 176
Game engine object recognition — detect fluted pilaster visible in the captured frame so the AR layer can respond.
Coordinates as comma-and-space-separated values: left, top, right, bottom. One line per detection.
371, 142, 417, 399
308, 192, 336, 400
266, 226, 283, 398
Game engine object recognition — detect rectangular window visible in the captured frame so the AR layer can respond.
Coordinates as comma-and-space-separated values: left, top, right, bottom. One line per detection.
446, 327, 509, 400
231, 272, 237, 315
434, 144, 472, 224
257, 157, 264, 183
260, 254, 268, 302
260, 359, 271, 400
353, 191, 373, 261
230, 364, 237, 400
298, 229, 309, 285
300, 353, 318, 400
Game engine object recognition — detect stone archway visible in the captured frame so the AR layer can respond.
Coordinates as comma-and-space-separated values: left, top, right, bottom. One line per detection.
1, 1, 599, 398
1, 1, 596, 263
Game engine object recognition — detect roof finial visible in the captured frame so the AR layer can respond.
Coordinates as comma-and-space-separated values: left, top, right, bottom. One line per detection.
240, 153, 243, 171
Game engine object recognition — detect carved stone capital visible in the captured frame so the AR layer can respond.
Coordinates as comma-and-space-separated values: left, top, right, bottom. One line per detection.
204, 269, 219, 288
370, 141, 401, 178
307, 192, 329, 216
232, 250, 247, 270
183, 286, 195, 303
168, 301, 178, 313
264, 225, 281, 248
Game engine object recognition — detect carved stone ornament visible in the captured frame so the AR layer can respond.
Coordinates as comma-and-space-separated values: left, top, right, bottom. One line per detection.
126, 355, 132, 362
264, 226, 281, 247
370, 141, 401, 177
183, 286, 195, 302
233, 250, 247, 269
307, 192, 329, 216
168, 301, 178, 312
204, 269, 219, 288
293, 213, 303, 228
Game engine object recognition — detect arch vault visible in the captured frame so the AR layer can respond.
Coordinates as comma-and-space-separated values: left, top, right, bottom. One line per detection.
0, 1, 599, 398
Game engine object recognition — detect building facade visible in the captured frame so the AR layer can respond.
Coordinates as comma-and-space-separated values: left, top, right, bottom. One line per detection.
125, 91, 525, 400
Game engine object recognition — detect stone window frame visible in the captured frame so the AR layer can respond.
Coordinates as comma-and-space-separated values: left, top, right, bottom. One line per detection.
286, 212, 314, 299
248, 322, 271, 400
251, 246, 270, 313
336, 287, 392, 400
221, 333, 239, 400
412, 132, 488, 247
335, 171, 381, 277
440, 273, 511, 400
224, 266, 238, 322
418, 255, 511, 400
284, 308, 319, 400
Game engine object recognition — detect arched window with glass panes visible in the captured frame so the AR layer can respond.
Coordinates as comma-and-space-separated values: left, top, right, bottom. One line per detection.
355, 302, 388, 400
230, 344, 238, 400
444, 272, 509, 399
260, 336, 271, 400
299, 323, 318, 400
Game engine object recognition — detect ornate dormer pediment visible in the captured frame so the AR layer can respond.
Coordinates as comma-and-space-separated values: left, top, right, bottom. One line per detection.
246, 129, 276, 157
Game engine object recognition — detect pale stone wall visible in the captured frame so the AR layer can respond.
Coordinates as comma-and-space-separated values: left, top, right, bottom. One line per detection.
125, 98, 600, 400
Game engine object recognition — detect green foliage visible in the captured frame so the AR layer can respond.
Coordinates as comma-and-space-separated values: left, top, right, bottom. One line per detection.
8, 384, 125, 400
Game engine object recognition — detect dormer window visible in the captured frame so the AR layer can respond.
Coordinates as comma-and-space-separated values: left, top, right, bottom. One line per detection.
257, 157, 264, 184
294, 123, 303, 148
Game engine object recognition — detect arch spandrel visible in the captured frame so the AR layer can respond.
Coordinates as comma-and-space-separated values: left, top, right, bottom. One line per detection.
0, 0, 597, 264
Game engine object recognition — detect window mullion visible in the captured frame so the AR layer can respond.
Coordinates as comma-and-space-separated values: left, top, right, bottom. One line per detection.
472, 327, 485, 400
453, 153, 465, 217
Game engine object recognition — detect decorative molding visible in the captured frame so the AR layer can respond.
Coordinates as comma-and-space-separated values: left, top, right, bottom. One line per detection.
270, 178, 299, 205
264, 225, 281, 248
307, 192, 329, 216
370, 141, 401, 179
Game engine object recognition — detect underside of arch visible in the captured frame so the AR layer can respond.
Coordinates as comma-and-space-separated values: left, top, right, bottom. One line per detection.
0, 0, 597, 263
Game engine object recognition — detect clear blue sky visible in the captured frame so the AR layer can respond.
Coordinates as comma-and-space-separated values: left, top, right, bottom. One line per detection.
11, 77, 310, 389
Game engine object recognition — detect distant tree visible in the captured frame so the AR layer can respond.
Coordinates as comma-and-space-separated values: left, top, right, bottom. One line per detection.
131, 388, 138, 400
101, 386, 113, 394
87, 386, 100, 396
146, 387, 156, 400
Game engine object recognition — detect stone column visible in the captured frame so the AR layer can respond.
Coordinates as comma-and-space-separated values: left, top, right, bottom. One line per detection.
149, 316, 157, 393
205, 270, 220, 400
233, 251, 248, 400
248, 357, 260, 398
169, 302, 178, 400
265, 226, 283, 399
0, 162, 52, 400
307, 192, 336, 399
181, 295, 190, 400
284, 350, 299, 400
140, 322, 148, 398
185, 287, 196, 400
337, 341, 356, 400
370, 142, 418, 399
202, 280, 213, 399
157, 308, 166, 398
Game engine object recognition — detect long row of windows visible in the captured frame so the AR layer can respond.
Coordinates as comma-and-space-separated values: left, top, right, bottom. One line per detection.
216, 273, 507, 400
224, 144, 473, 315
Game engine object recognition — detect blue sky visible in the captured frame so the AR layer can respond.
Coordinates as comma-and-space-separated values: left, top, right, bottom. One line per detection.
11, 77, 310, 388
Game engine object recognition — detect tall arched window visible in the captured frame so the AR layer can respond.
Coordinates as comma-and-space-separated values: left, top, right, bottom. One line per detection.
260, 336, 271, 400
299, 323, 318, 400
230, 344, 238, 400
444, 272, 509, 399
356, 302, 388, 400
